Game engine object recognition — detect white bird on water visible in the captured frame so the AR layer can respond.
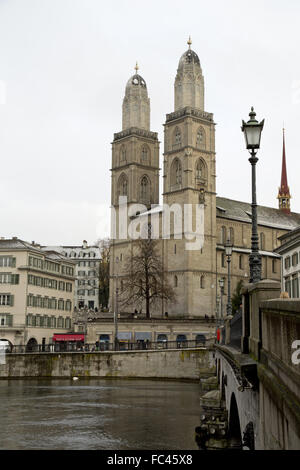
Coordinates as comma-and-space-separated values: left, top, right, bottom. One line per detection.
72, 376, 79, 381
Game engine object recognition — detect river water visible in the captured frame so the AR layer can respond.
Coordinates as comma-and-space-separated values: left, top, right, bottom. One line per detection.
0, 379, 201, 450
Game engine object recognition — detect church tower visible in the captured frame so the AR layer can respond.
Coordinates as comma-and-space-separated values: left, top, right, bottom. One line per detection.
111, 63, 160, 211
278, 128, 291, 214
162, 38, 217, 317
110, 64, 160, 312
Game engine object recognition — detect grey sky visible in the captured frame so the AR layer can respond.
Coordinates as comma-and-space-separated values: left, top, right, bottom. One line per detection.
0, 0, 299, 245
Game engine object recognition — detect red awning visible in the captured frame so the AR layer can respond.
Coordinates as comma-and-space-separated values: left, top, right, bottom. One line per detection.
53, 334, 85, 342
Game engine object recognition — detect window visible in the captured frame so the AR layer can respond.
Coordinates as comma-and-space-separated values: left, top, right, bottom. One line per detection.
58, 299, 65, 311
0, 314, 13, 326
292, 253, 298, 267
239, 255, 244, 270
221, 226, 227, 245
174, 127, 181, 146
272, 259, 277, 274
0, 273, 19, 284
284, 256, 291, 270
118, 173, 128, 197
174, 275, 178, 287
141, 145, 149, 162
221, 252, 226, 268
0, 294, 13, 306
0, 256, 16, 267
200, 275, 205, 289
292, 275, 299, 298
171, 158, 182, 187
140, 176, 150, 202
196, 127, 205, 149
229, 227, 234, 244
195, 159, 205, 181
120, 145, 126, 162
174, 244, 176, 254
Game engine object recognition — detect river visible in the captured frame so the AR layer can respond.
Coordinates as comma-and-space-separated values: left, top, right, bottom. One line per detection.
0, 378, 201, 450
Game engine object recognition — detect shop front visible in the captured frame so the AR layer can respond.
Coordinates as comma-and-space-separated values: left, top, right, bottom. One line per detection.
135, 332, 152, 349
52, 333, 85, 352
117, 332, 132, 350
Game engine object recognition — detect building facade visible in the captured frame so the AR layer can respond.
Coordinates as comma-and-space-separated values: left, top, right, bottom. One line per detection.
43, 240, 102, 311
276, 226, 300, 298
109, 40, 300, 319
0, 238, 75, 347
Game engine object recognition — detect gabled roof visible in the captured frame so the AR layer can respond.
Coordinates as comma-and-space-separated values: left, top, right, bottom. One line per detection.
216, 197, 300, 230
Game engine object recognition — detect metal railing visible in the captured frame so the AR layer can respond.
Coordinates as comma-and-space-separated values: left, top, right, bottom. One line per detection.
4, 339, 215, 354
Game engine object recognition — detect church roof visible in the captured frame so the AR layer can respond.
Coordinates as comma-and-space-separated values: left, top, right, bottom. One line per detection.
216, 197, 300, 230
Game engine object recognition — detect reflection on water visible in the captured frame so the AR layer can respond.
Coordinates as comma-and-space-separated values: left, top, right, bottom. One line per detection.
0, 379, 200, 450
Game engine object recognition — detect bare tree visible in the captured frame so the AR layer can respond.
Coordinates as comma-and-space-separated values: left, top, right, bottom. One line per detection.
120, 237, 176, 318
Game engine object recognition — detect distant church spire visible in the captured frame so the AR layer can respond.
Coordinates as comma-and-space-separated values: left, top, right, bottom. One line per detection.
278, 128, 291, 214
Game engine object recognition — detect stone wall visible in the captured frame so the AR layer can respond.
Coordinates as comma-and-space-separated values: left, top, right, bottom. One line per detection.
258, 299, 300, 449
0, 348, 215, 380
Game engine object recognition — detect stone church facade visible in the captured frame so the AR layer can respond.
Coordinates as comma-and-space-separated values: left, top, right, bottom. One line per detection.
109, 42, 300, 319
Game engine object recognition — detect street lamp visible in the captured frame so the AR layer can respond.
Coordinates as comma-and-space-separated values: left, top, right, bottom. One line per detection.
224, 238, 233, 316
114, 256, 119, 351
218, 277, 225, 325
241, 107, 264, 283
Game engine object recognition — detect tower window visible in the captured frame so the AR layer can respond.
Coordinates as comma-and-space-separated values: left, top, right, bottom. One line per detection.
196, 127, 205, 149
174, 275, 178, 287
174, 127, 182, 146
118, 173, 128, 198
140, 176, 150, 202
141, 146, 149, 162
196, 159, 205, 180
171, 158, 182, 188
120, 146, 126, 162
200, 275, 205, 289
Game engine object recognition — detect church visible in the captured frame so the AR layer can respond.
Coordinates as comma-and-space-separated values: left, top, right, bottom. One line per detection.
109, 39, 300, 319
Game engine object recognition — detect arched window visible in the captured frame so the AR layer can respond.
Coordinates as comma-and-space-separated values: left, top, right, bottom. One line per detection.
118, 173, 128, 197
221, 226, 227, 245
229, 227, 234, 244
260, 233, 265, 250
174, 127, 182, 146
174, 275, 178, 287
196, 127, 206, 149
141, 145, 149, 162
200, 275, 205, 289
171, 158, 182, 187
140, 175, 150, 202
120, 145, 126, 162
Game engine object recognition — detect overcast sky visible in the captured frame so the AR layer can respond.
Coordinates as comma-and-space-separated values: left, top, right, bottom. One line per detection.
0, 0, 300, 246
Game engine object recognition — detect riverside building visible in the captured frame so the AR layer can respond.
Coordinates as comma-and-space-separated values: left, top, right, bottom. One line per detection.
0, 238, 75, 348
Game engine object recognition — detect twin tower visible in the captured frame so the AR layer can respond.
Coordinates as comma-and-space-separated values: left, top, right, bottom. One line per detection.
110, 40, 217, 317
111, 38, 215, 214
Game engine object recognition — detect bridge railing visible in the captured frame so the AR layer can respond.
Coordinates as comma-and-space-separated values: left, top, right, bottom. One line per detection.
4, 339, 215, 354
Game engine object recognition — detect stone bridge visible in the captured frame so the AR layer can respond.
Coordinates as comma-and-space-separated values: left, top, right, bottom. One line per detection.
196, 280, 300, 450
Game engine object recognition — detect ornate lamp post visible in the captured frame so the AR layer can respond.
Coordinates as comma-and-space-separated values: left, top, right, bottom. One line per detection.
218, 278, 225, 325
241, 107, 264, 283
224, 238, 233, 316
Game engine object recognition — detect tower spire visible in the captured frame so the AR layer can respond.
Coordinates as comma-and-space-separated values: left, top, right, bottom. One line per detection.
278, 128, 291, 214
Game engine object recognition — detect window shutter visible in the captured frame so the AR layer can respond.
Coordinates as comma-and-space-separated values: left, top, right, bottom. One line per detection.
7, 314, 13, 326
9, 295, 14, 306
